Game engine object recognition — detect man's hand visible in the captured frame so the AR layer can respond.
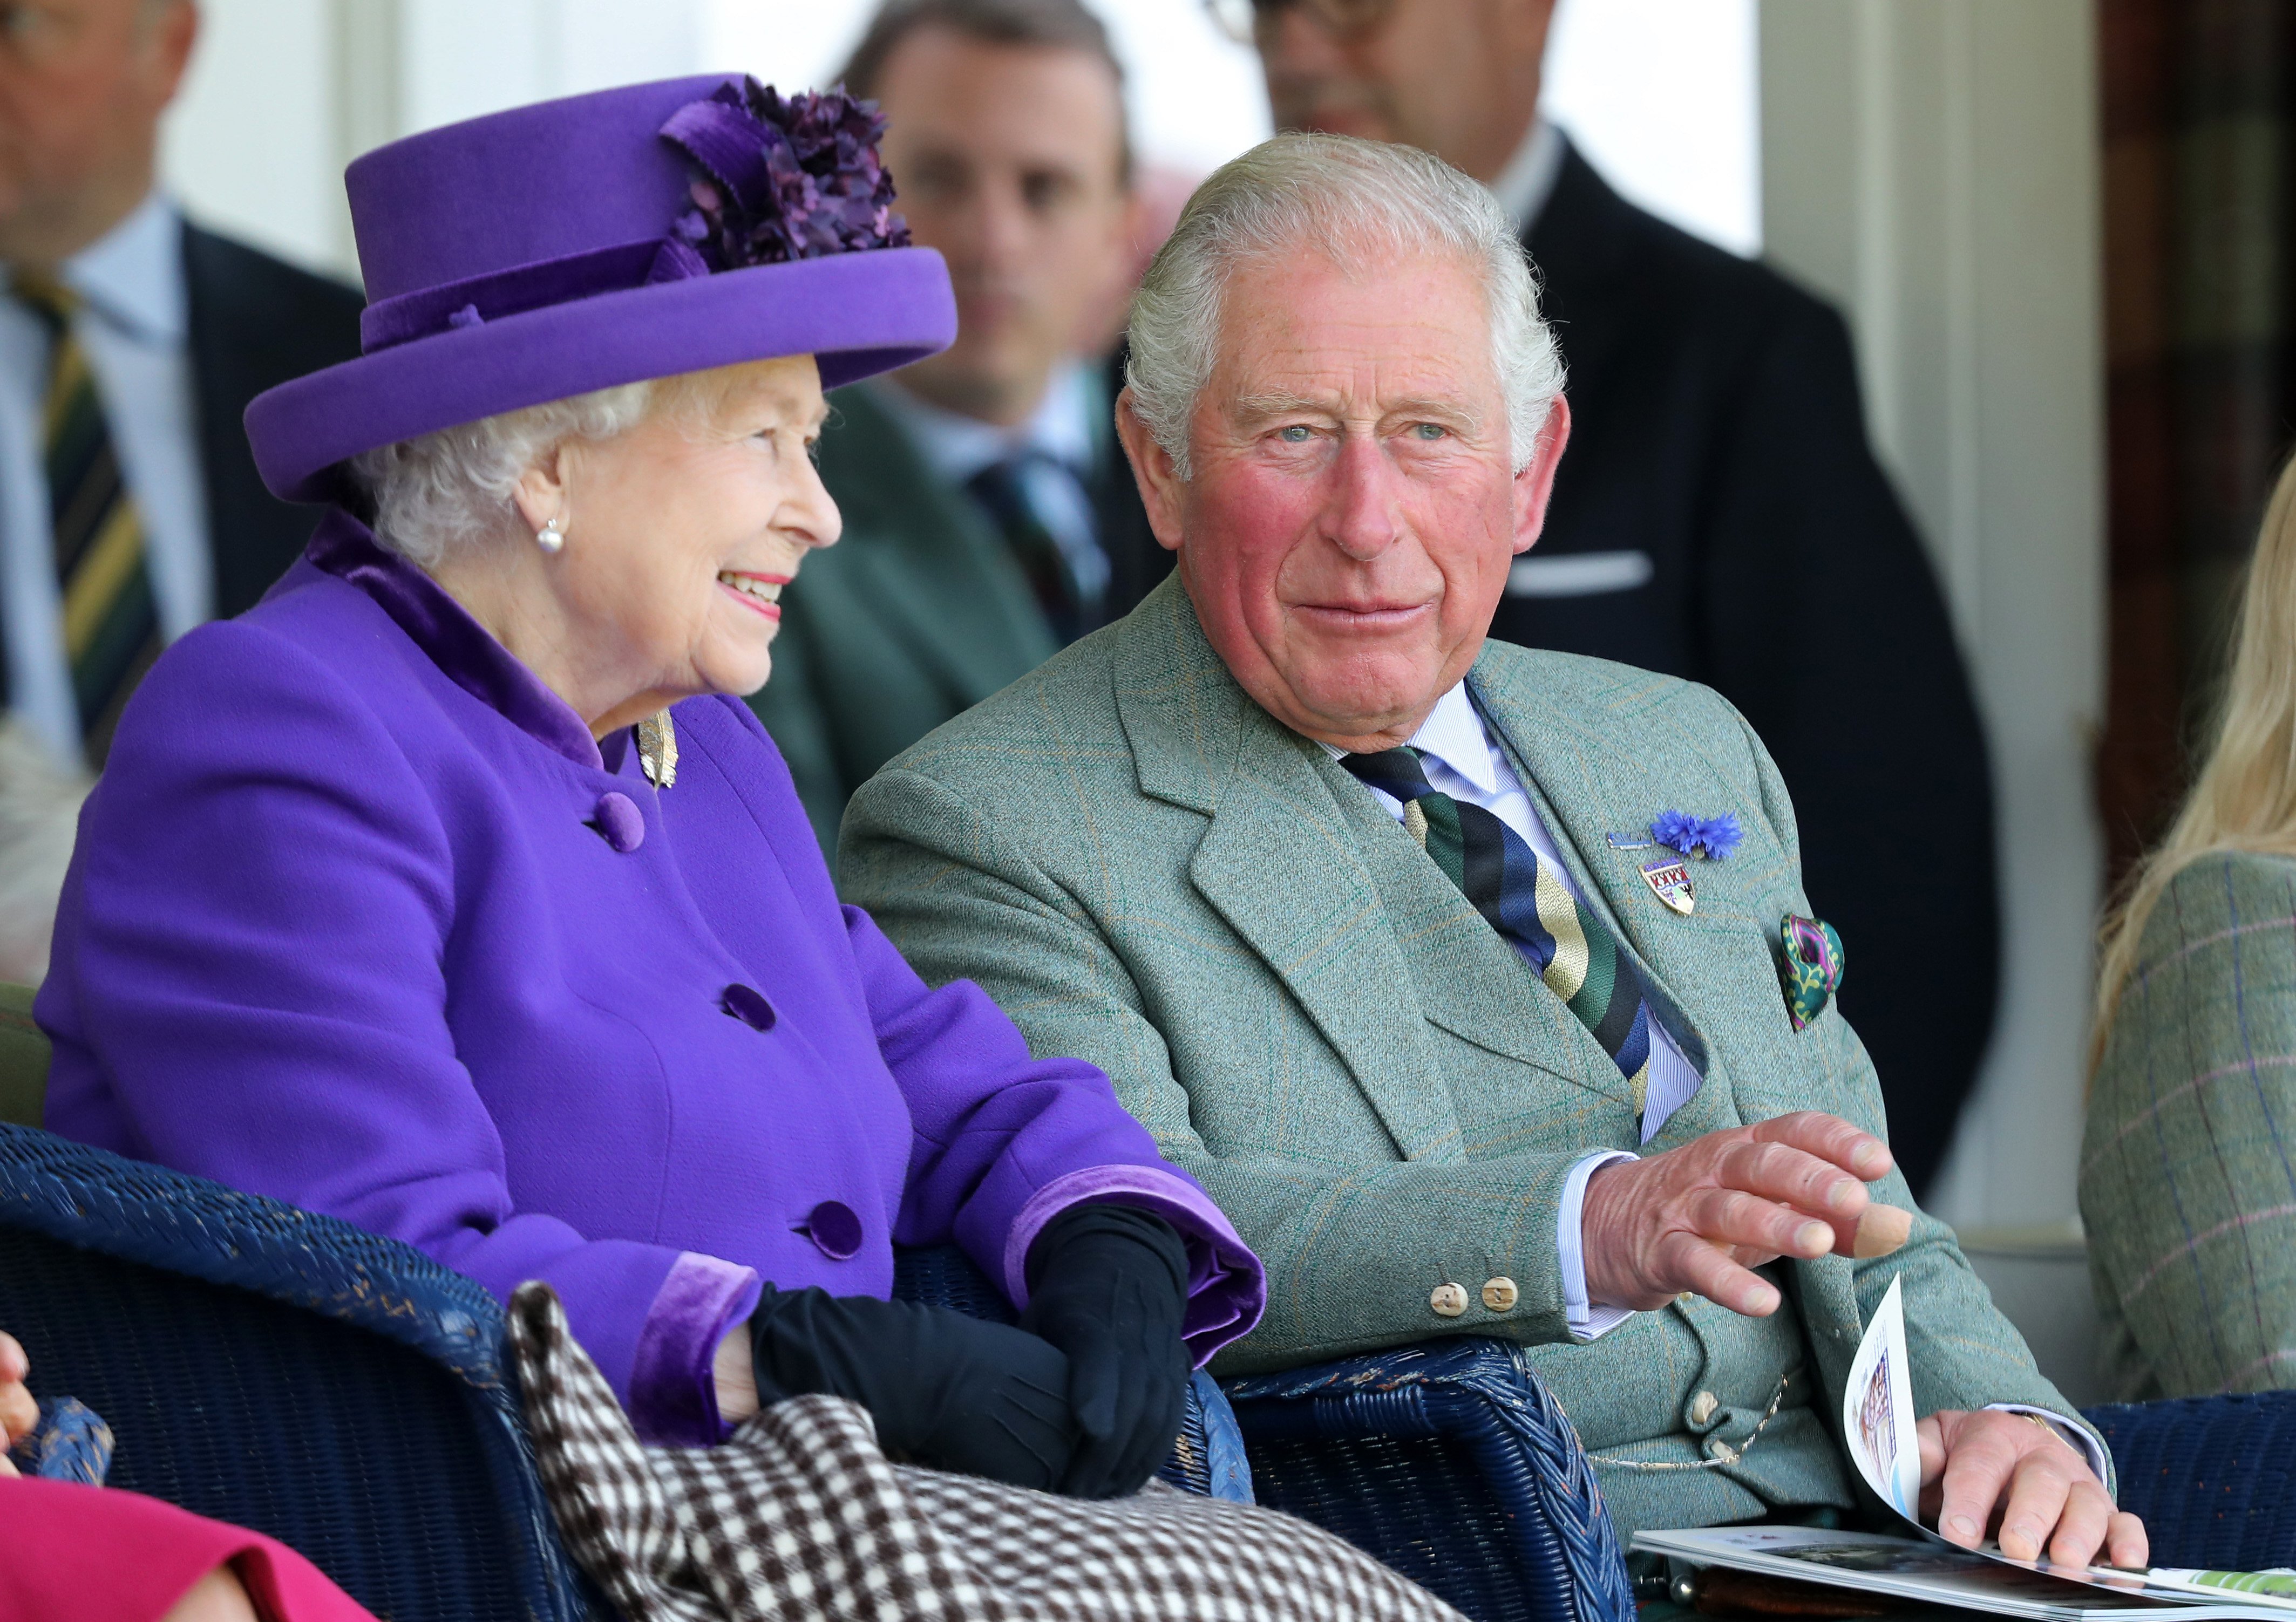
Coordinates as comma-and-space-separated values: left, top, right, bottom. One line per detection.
1580, 1112, 1893, 1314
1920, 1408, 2147, 1569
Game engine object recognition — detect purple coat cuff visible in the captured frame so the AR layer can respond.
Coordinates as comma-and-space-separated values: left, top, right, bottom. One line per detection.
626, 1252, 763, 1446
1003, 1166, 1266, 1366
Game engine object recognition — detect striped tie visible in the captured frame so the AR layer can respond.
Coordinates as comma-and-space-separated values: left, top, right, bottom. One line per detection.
13, 274, 161, 766
1343, 746, 1668, 1113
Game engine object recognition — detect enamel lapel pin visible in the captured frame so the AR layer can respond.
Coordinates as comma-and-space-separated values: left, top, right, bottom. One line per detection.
1631, 810, 1744, 917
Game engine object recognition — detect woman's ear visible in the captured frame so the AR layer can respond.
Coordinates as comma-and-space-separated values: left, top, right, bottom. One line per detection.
511, 444, 569, 538
1114, 387, 1186, 554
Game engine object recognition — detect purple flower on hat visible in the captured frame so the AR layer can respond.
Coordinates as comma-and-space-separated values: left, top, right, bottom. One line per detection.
1652, 809, 1743, 861
650, 77, 910, 283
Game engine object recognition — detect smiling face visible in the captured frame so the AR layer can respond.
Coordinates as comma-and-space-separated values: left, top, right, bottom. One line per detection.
1119, 246, 1567, 751
438, 355, 839, 738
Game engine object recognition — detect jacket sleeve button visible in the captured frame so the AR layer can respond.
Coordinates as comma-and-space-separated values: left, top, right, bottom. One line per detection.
1480, 1276, 1519, 1312
722, 983, 777, 1031
1689, 1389, 1720, 1425
1430, 1283, 1469, 1318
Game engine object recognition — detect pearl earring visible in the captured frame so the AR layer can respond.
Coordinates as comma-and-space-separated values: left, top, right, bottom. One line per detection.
538, 513, 567, 554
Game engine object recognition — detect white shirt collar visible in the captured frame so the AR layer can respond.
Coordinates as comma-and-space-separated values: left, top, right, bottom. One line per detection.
1315, 679, 1499, 794
1488, 117, 1566, 239
0, 191, 186, 344
869, 358, 1098, 487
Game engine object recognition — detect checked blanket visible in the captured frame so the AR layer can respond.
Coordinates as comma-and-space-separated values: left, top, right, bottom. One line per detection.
507, 1283, 1462, 1622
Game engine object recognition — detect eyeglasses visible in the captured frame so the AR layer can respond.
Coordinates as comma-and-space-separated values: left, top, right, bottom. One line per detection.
1203, 0, 1398, 46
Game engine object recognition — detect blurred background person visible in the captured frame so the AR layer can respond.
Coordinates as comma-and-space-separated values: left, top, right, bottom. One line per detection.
752, 0, 1165, 853
0, 0, 363, 979
2083, 450, 2296, 1404
1218, 0, 1998, 1198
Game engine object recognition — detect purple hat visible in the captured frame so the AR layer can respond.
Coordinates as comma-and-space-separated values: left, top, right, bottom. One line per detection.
246, 76, 956, 502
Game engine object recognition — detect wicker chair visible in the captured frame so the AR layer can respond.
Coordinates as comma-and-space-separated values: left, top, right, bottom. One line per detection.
1227, 1339, 1635, 1622
2084, 1392, 2296, 1570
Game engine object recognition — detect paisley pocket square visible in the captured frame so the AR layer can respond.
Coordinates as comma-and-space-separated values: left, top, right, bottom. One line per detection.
1778, 913, 1845, 1032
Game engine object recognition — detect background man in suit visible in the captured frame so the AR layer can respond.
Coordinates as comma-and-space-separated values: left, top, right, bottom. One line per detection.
1227, 0, 1998, 1198
844, 135, 2139, 1561
0, 0, 363, 978
754, 0, 1167, 854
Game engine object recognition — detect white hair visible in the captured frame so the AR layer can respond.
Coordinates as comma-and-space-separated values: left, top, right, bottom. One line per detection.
349, 380, 665, 569
1125, 132, 1564, 480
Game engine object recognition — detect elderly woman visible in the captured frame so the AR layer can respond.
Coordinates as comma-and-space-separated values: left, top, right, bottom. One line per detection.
19, 84, 1469, 1618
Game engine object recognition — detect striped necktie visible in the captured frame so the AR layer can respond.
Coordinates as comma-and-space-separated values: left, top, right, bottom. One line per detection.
1342, 746, 1670, 1113
965, 454, 1093, 645
13, 274, 161, 766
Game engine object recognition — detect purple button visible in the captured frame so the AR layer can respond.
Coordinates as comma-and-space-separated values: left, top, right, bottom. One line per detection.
593, 792, 644, 853
722, 983, 776, 1031
801, 1200, 863, 1260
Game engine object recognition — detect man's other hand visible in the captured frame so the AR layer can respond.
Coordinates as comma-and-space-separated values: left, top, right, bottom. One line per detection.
1920, 1408, 2147, 1569
1579, 1111, 1892, 1314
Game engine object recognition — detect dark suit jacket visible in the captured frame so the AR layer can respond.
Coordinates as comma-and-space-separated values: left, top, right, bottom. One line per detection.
1503, 142, 1997, 1195
753, 365, 1168, 855
181, 223, 367, 616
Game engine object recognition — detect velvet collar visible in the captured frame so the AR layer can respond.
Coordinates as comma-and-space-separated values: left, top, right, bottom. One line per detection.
305, 509, 608, 772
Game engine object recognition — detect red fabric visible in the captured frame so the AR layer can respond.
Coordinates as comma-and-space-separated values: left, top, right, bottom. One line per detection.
0, 1479, 377, 1622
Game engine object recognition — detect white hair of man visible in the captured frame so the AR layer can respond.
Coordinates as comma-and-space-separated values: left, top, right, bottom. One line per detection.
1126, 131, 1564, 481
350, 380, 664, 569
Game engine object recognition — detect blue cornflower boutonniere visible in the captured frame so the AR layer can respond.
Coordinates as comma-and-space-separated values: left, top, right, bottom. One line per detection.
1651, 809, 1743, 861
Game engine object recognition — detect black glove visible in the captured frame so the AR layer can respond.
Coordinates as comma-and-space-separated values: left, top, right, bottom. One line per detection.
749, 1288, 1077, 1490
1020, 1203, 1192, 1498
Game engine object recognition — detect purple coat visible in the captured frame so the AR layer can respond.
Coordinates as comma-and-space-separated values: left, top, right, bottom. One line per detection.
39, 513, 1262, 1444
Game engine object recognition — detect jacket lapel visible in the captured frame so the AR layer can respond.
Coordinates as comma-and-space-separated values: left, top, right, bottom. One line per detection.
1112, 583, 1468, 1162
1465, 656, 1721, 1090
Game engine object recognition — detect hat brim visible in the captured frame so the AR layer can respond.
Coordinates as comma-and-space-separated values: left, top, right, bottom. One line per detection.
247, 247, 956, 503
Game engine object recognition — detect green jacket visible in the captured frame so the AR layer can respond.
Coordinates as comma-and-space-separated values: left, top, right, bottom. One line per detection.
2083, 849, 2296, 1401
841, 576, 2095, 1536
750, 383, 1059, 856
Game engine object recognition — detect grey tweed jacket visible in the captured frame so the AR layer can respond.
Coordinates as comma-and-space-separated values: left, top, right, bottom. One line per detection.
841, 577, 2094, 1533
2083, 849, 2296, 1401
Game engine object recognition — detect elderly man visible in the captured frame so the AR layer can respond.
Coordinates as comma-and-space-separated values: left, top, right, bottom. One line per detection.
843, 135, 2141, 1563
1222, 0, 1999, 1201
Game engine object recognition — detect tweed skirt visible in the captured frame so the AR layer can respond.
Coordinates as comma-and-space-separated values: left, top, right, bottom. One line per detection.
507, 1284, 1460, 1621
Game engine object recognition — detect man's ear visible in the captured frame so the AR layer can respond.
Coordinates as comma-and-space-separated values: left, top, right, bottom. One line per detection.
148, 2, 201, 111
1115, 386, 1187, 554
1510, 392, 1572, 556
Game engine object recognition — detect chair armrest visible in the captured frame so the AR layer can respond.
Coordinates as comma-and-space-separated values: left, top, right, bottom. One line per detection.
1225, 1337, 1634, 1622
0, 1123, 597, 1621
2083, 1392, 2296, 1571
889, 1241, 1252, 1501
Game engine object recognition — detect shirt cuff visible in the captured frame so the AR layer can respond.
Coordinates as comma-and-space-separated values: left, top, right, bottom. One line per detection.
626, 1251, 763, 1447
1985, 1402, 2110, 1486
1003, 1163, 1268, 1366
1560, 1149, 1640, 1342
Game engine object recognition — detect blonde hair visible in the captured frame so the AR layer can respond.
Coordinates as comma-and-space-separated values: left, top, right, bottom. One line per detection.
2094, 452, 2296, 1064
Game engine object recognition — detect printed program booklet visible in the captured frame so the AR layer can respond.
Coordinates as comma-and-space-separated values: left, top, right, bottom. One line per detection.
1632, 1277, 2291, 1619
